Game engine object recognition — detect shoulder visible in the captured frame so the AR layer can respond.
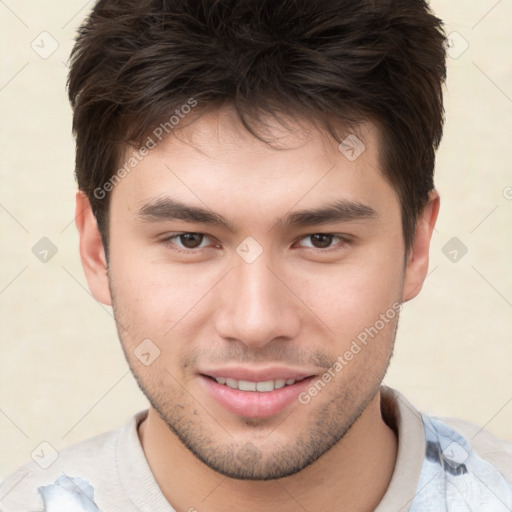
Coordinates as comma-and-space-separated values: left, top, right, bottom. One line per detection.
437, 415, 512, 483
0, 411, 146, 512
0, 429, 117, 512
380, 386, 512, 510
382, 386, 512, 485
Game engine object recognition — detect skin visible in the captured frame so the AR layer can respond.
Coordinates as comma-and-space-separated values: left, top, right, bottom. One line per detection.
76, 106, 439, 512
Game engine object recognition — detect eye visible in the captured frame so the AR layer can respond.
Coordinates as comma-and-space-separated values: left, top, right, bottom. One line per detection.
296, 233, 349, 251
161, 232, 215, 252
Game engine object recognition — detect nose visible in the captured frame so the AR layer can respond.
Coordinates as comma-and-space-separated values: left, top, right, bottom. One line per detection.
213, 251, 301, 350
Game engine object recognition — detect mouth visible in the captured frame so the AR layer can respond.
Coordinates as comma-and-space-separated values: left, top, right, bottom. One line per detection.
199, 370, 317, 419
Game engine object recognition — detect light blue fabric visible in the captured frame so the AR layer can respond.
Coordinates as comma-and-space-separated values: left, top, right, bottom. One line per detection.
410, 415, 512, 511
38, 475, 100, 512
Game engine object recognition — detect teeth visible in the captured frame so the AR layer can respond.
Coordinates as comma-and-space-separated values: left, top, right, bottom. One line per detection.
256, 380, 274, 392
274, 379, 286, 389
214, 377, 297, 392
238, 380, 256, 391
226, 378, 238, 389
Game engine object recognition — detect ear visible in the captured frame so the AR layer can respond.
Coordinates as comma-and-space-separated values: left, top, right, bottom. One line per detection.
75, 191, 112, 306
402, 189, 440, 302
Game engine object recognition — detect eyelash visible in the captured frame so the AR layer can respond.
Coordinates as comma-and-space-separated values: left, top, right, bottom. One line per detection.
159, 232, 352, 255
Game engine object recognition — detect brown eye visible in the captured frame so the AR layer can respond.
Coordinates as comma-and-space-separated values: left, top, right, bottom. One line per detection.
308, 234, 334, 249
177, 233, 205, 249
161, 232, 213, 252
296, 233, 350, 252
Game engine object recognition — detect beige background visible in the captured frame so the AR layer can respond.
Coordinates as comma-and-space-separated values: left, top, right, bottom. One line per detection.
0, 1, 511, 479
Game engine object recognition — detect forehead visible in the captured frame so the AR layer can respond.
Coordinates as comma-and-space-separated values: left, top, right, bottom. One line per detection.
111, 107, 397, 227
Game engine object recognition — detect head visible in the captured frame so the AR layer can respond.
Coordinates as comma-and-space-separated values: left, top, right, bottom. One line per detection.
71, 0, 446, 480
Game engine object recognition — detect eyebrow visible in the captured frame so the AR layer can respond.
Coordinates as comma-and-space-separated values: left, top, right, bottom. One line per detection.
136, 197, 377, 232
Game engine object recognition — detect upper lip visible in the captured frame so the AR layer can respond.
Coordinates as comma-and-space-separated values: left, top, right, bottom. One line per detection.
200, 366, 317, 382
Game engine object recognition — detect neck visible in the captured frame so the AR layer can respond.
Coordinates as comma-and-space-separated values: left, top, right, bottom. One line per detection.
138, 389, 397, 512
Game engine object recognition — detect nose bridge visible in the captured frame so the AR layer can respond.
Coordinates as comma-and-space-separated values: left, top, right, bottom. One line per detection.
214, 251, 301, 348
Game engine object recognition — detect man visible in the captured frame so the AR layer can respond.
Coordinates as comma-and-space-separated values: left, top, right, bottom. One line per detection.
1, 0, 511, 510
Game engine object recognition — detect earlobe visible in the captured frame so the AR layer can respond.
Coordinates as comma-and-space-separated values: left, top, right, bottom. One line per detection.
74, 191, 112, 306
402, 189, 440, 302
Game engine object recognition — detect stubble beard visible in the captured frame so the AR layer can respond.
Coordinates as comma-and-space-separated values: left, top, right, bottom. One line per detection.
109, 280, 398, 480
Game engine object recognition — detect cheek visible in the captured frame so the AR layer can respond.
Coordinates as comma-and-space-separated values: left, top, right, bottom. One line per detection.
296, 246, 403, 341
108, 250, 220, 340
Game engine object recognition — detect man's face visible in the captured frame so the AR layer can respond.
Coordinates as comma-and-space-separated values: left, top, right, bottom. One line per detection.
105, 109, 407, 479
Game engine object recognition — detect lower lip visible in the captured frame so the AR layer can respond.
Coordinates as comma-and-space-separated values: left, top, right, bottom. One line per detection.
200, 375, 315, 419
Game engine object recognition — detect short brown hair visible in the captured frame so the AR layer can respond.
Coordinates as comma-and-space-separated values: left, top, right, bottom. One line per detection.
68, 0, 447, 253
